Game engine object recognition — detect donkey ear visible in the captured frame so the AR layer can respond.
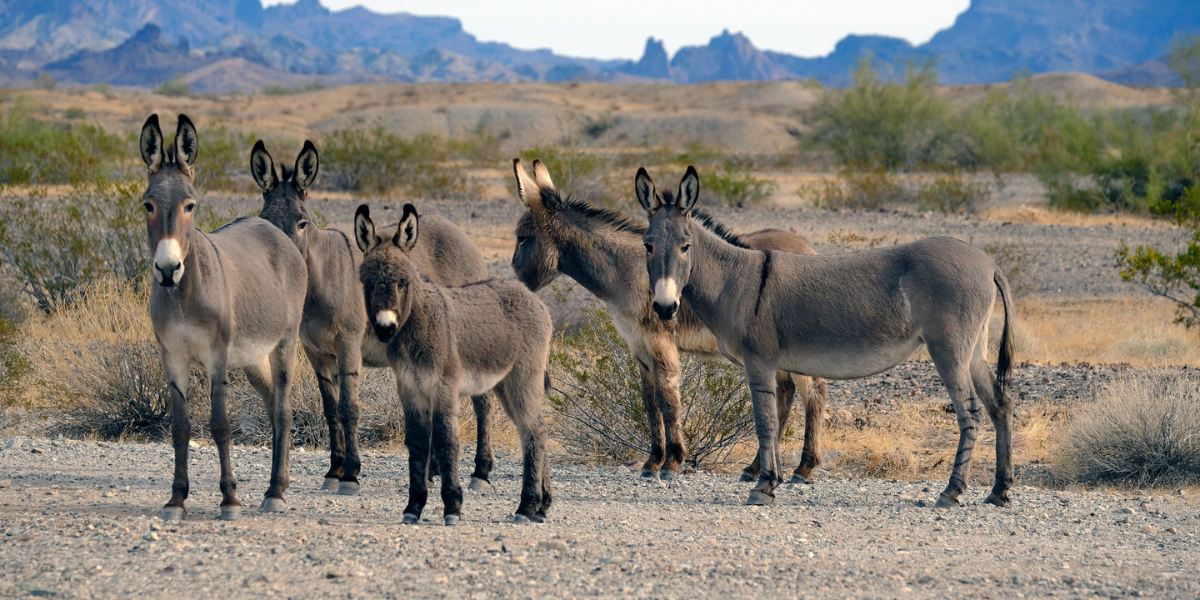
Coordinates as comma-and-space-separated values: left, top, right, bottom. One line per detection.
140, 114, 164, 174
635, 167, 660, 213
532, 159, 556, 190
677, 166, 700, 212
250, 140, 278, 193
174, 114, 198, 177
513, 158, 542, 208
394, 203, 420, 253
294, 140, 319, 191
354, 204, 378, 253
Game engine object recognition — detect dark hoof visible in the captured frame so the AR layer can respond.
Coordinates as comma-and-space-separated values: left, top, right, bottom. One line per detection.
739, 472, 756, 483
933, 495, 959, 509
659, 470, 677, 482
468, 477, 491, 492
219, 505, 242, 521
788, 474, 811, 485
640, 468, 659, 479
402, 513, 420, 525
444, 515, 460, 526
160, 506, 185, 521
984, 492, 1010, 507
337, 481, 360, 496
321, 477, 340, 491
259, 497, 287, 513
513, 513, 530, 524
745, 490, 775, 506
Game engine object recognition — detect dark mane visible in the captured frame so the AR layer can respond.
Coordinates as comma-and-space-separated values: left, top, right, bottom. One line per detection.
549, 187, 646, 236
689, 208, 750, 249
280, 164, 296, 182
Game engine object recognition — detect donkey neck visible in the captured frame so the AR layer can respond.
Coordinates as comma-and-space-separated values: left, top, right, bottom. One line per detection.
547, 215, 647, 306
680, 222, 762, 334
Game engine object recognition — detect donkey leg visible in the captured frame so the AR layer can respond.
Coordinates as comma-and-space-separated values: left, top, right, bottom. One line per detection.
634, 355, 666, 478
929, 348, 981, 509
468, 392, 496, 490
161, 355, 192, 521
401, 399, 433, 524
744, 358, 783, 506
973, 357, 1014, 507
336, 340, 364, 495
261, 343, 296, 512
792, 376, 828, 484
497, 375, 549, 523
650, 341, 686, 480
208, 356, 243, 521
432, 385, 464, 525
744, 371, 794, 482
305, 348, 344, 491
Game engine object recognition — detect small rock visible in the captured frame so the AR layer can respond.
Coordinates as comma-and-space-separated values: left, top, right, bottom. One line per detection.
325, 570, 342, 579
4, 437, 21, 450
1139, 525, 1157, 534
916, 500, 928, 507
144, 531, 159, 541
1139, 502, 1151, 512
537, 540, 569, 552
1166, 527, 1178, 534
830, 409, 854, 427
1120, 507, 1135, 514
0, 480, 11, 489
30, 448, 42, 454
510, 556, 526, 565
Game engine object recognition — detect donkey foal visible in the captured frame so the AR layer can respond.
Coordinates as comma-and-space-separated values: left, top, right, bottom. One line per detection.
357, 204, 553, 525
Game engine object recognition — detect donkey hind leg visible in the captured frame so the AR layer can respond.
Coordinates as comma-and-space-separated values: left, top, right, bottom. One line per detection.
634, 354, 666, 478
468, 392, 496, 491
161, 354, 193, 521
495, 374, 550, 523
261, 342, 297, 512
744, 358, 784, 506
973, 356, 1014, 507
743, 371, 795, 482
305, 348, 344, 491
431, 384, 464, 526
650, 341, 686, 480
208, 354, 242, 521
928, 343, 982, 509
791, 375, 828, 484
336, 341, 364, 496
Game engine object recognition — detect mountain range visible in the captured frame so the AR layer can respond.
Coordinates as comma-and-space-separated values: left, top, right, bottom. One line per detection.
0, 0, 1197, 90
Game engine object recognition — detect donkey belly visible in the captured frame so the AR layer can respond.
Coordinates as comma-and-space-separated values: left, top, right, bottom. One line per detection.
779, 336, 923, 380
459, 368, 509, 398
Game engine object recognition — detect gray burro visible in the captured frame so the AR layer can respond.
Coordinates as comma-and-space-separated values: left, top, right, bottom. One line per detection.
639, 166, 1016, 508
356, 204, 554, 525
139, 114, 308, 521
250, 141, 498, 496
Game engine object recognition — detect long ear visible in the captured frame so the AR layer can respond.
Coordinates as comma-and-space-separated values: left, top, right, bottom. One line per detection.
532, 159, 556, 191
513, 158, 542, 208
174, 114, 198, 178
394, 203, 419, 253
677, 166, 700, 212
140, 114, 164, 174
635, 167, 661, 212
354, 204, 378, 253
250, 140, 278, 193
294, 140, 319, 191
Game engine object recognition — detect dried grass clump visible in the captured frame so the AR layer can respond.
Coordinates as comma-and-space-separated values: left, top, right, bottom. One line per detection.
1055, 372, 1200, 487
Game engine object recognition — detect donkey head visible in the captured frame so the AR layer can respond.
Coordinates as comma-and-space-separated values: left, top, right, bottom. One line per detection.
355, 203, 421, 342
510, 158, 563, 291
253, 140, 320, 256
140, 114, 200, 288
639, 166, 700, 321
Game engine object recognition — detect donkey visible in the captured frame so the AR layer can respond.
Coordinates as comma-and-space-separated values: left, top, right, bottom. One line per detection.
640, 166, 1016, 508
251, 141, 497, 495
139, 114, 308, 521
357, 204, 553, 525
511, 158, 828, 483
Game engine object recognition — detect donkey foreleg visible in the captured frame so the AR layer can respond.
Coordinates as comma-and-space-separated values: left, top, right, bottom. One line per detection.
401, 399, 433, 524
336, 341, 364, 496
161, 354, 192, 521
744, 359, 784, 506
208, 356, 242, 521
431, 385, 464, 525
742, 371, 796, 482
650, 342, 686, 480
634, 355, 666, 477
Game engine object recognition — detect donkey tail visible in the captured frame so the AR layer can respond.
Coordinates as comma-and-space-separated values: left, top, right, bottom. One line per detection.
993, 269, 1015, 394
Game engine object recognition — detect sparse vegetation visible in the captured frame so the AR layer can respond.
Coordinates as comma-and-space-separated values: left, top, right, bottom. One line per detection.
0, 99, 127, 185
698, 162, 777, 207
34, 73, 56, 91
263, 81, 326, 96
320, 126, 481, 199
153, 75, 191, 97
803, 168, 989, 213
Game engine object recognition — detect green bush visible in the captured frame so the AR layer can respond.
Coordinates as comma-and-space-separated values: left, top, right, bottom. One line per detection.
320, 126, 480, 199
916, 172, 992, 214
804, 167, 913, 210
0, 99, 127, 185
34, 73, 56, 91
262, 81, 325, 96
699, 162, 777, 207
154, 76, 191, 97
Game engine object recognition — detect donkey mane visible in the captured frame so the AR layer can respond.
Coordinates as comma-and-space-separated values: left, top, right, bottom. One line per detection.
553, 188, 749, 249
280, 164, 297, 182
688, 207, 751, 249
211, 215, 258, 234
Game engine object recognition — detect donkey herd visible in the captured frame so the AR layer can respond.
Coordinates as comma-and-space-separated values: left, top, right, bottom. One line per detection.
136, 114, 1016, 526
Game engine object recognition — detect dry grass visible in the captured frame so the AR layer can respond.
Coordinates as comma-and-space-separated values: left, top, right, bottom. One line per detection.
982, 204, 1171, 228
1011, 297, 1199, 366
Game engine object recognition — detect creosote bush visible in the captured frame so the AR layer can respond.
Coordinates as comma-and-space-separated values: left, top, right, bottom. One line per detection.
1055, 372, 1200, 487
320, 126, 489, 199
804, 169, 990, 214
548, 306, 756, 471
0, 99, 127, 185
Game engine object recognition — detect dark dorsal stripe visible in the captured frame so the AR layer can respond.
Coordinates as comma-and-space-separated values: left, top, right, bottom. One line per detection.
754, 250, 771, 315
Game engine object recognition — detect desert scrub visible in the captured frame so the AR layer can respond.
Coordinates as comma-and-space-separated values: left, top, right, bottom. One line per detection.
915, 172, 992, 214
1055, 372, 1200, 487
0, 98, 127, 185
320, 126, 481, 199
804, 168, 912, 211
548, 306, 756, 470
699, 162, 776, 207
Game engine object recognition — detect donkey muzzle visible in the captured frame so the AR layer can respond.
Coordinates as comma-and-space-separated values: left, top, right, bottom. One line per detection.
374, 310, 398, 342
153, 239, 185, 287
153, 261, 184, 287
652, 300, 679, 321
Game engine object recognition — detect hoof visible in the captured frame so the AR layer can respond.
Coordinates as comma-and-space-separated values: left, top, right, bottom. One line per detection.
659, 470, 677, 482
468, 477, 491, 492
160, 506, 185, 521
321, 477, 340, 491
745, 490, 775, 506
933, 495, 959, 509
444, 514, 460, 526
512, 513, 544, 524
402, 513, 420, 525
984, 492, 1010, 507
337, 481, 360, 496
640, 468, 659, 479
789, 474, 811, 485
259, 497, 287, 513
219, 505, 242, 521
739, 472, 756, 483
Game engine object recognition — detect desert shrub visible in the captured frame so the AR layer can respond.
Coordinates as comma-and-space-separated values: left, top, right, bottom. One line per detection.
984, 241, 1038, 298
1055, 372, 1200, 487
320, 126, 480, 199
262, 81, 325, 96
193, 125, 260, 192
0, 179, 146, 313
64, 108, 86, 120
154, 76, 191, 97
699, 162, 777, 207
916, 172, 991, 214
34, 73, 56, 91
548, 306, 756, 470
1116, 185, 1200, 328
0, 99, 127, 185
518, 144, 624, 206
804, 167, 913, 210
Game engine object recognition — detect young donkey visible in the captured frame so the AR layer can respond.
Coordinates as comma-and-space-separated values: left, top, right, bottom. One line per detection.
640, 167, 1016, 508
356, 204, 553, 524
251, 141, 497, 495
139, 115, 308, 520
511, 159, 827, 483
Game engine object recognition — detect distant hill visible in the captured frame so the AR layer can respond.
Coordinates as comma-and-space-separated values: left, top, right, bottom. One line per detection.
1, 0, 1198, 89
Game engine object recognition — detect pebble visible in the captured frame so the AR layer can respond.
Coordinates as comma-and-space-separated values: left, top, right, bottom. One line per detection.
4, 437, 20, 450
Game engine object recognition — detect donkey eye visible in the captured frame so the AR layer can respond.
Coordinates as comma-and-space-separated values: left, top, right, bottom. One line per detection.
298, 221, 309, 230
644, 243, 653, 254
143, 203, 154, 213
681, 244, 691, 254
184, 202, 196, 213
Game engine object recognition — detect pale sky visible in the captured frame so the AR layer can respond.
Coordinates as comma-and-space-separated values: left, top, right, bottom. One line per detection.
263, 0, 971, 60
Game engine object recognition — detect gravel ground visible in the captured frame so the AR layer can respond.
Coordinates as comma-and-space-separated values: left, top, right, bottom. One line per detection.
1, 436, 1198, 599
